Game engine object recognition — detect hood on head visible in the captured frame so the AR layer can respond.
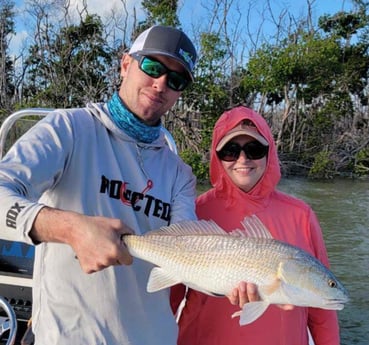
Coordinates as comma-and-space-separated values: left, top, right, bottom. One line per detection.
210, 106, 281, 202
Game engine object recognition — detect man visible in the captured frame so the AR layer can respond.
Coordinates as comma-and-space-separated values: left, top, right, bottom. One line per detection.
0, 25, 197, 345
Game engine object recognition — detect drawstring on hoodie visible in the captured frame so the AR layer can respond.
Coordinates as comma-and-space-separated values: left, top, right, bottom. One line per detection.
119, 144, 154, 206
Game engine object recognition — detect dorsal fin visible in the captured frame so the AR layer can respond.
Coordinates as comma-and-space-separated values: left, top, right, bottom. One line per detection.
229, 215, 273, 239
146, 219, 227, 236
146, 215, 273, 239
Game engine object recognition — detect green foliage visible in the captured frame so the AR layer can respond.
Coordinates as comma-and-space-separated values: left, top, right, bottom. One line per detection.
322, 92, 353, 121
313, 110, 334, 133
307, 92, 353, 147
190, 32, 229, 150
194, 32, 228, 107
339, 43, 369, 102
24, 14, 113, 108
241, 43, 280, 102
139, 0, 180, 29
0, 0, 16, 110
354, 147, 369, 176
180, 149, 209, 182
318, 10, 369, 103
242, 33, 342, 105
319, 10, 367, 40
308, 150, 335, 179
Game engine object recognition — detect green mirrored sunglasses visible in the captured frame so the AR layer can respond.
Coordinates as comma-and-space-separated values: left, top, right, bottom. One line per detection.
131, 54, 191, 92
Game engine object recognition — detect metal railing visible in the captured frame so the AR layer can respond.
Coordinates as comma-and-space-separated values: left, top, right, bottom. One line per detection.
0, 108, 178, 159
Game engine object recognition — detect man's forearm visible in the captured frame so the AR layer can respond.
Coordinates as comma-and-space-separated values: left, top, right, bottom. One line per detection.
30, 206, 78, 245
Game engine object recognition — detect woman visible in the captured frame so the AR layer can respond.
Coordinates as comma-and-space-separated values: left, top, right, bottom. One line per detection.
171, 106, 340, 345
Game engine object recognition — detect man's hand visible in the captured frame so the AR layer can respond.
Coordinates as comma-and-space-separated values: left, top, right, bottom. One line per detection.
31, 207, 134, 273
69, 214, 134, 273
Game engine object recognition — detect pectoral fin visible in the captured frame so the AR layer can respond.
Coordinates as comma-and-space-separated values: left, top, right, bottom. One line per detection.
262, 278, 282, 295
147, 267, 181, 292
232, 301, 270, 325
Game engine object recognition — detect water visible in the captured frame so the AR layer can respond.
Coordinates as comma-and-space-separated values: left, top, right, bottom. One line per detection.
278, 178, 369, 345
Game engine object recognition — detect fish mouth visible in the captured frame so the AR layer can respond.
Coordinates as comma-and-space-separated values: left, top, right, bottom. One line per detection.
325, 297, 349, 310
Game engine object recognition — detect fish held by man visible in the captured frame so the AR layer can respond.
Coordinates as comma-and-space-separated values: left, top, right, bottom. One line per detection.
123, 215, 349, 325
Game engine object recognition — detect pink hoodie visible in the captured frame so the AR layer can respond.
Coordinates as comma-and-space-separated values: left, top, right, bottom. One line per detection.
171, 107, 340, 345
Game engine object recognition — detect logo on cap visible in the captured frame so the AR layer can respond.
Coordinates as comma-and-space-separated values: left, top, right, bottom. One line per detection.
179, 48, 195, 71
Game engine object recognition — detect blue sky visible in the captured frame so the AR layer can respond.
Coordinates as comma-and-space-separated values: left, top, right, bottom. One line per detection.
9, 0, 354, 55
180, 0, 352, 20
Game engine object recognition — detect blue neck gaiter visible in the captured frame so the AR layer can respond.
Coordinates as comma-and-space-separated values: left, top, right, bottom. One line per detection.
107, 92, 161, 143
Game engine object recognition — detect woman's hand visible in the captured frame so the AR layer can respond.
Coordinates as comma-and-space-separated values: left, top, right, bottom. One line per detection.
227, 281, 294, 310
227, 282, 259, 308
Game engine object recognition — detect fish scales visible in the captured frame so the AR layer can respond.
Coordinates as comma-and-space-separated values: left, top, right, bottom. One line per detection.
126, 231, 309, 293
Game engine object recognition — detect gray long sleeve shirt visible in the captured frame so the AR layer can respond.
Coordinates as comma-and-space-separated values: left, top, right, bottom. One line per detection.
0, 103, 197, 344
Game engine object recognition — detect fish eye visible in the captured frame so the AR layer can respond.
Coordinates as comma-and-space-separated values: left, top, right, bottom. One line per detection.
328, 279, 337, 288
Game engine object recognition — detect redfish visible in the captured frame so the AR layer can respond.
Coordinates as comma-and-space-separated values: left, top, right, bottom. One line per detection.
124, 215, 348, 325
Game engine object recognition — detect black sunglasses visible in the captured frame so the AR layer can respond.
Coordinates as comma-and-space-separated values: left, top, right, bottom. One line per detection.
217, 141, 269, 162
131, 54, 191, 92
